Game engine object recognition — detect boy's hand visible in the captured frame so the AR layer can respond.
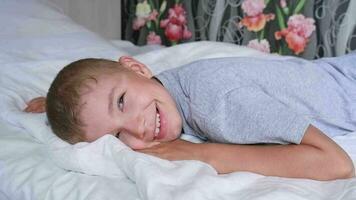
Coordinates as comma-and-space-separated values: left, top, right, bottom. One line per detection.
24, 97, 46, 113
137, 139, 206, 162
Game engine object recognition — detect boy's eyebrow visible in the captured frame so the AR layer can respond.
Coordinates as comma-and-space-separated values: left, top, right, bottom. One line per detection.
108, 87, 116, 116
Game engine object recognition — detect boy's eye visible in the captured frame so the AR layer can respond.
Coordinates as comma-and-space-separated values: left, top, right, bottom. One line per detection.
116, 132, 121, 138
117, 93, 125, 111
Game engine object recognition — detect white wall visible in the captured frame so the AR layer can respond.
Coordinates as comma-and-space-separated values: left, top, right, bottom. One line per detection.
47, 0, 122, 39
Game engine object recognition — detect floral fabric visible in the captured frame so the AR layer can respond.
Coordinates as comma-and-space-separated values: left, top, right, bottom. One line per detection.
122, 0, 356, 59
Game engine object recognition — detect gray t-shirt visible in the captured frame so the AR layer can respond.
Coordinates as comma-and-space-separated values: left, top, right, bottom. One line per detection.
155, 53, 356, 144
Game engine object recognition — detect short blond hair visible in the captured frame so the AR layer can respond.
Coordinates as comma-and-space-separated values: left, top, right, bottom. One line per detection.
46, 58, 119, 144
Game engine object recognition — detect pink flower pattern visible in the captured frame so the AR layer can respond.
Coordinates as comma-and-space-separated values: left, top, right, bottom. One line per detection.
182, 25, 192, 39
133, 2, 192, 45
280, 0, 287, 8
146, 31, 162, 45
147, 9, 159, 21
132, 17, 146, 31
275, 14, 315, 54
132, 0, 316, 54
287, 14, 315, 38
160, 4, 191, 43
164, 23, 183, 42
240, 0, 274, 32
240, 0, 315, 55
241, 0, 266, 16
247, 39, 271, 53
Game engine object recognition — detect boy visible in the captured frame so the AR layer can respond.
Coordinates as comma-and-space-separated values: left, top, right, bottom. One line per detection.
25, 54, 356, 181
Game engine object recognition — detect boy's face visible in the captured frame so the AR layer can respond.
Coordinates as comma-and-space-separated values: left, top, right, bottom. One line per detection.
80, 57, 182, 149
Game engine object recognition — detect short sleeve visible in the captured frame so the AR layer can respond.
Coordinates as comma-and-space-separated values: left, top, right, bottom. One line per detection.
201, 86, 311, 144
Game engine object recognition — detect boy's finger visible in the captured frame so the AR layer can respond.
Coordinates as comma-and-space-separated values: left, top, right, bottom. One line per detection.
24, 107, 34, 112
23, 105, 45, 113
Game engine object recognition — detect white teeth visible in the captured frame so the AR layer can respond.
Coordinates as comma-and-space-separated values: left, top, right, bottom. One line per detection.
156, 113, 161, 127
155, 127, 160, 135
155, 113, 161, 136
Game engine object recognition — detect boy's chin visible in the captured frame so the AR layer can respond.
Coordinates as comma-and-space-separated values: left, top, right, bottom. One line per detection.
131, 141, 160, 150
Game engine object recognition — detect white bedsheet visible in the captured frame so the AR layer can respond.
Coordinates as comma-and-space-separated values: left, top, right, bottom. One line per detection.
1, 0, 356, 200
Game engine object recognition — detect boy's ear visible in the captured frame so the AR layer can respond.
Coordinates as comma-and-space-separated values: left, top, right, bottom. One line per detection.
118, 56, 153, 78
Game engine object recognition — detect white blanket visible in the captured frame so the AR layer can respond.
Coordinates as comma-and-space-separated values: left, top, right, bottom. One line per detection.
1, 0, 356, 199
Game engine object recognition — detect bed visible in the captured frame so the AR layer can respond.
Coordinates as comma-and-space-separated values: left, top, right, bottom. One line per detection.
1, 0, 356, 199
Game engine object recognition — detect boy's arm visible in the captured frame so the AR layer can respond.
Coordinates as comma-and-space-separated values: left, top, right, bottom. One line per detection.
23, 97, 46, 113
138, 125, 355, 181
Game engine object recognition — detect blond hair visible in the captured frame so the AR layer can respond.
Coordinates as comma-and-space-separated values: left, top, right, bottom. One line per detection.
46, 58, 119, 144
